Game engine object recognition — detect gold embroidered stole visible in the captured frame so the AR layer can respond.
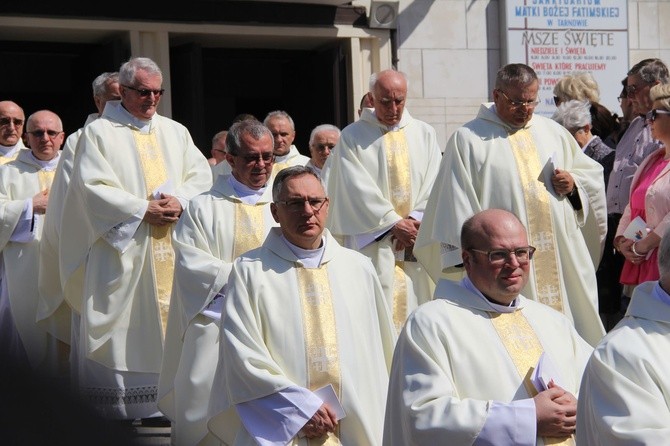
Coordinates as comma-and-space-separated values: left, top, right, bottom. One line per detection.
0, 152, 18, 165
273, 161, 291, 174
489, 311, 574, 445
296, 265, 341, 445
132, 130, 174, 337
383, 129, 412, 330
233, 203, 265, 258
507, 129, 563, 312
38, 170, 55, 190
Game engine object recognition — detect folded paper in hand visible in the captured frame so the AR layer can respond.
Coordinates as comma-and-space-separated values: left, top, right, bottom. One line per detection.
537, 152, 559, 199
314, 384, 346, 421
623, 216, 648, 241
531, 352, 563, 392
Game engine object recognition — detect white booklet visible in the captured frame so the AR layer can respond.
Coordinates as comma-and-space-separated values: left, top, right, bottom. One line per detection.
622, 215, 649, 241
298, 383, 347, 438
531, 352, 563, 392
314, 383, 346, 421
537, 152, 559, 199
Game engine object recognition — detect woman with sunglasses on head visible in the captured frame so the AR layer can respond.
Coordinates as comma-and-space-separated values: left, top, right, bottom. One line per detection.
614, 83, 670, 299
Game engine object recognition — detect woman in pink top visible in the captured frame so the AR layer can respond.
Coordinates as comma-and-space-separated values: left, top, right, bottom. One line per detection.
615, 84, 670, 289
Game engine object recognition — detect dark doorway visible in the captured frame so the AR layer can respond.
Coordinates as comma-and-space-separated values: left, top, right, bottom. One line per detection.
0, 40, 127, 137
0, 38, 348, 158
170, 43, 348, 157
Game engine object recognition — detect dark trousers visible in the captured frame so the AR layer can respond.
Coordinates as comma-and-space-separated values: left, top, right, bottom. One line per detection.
596, 214, 625, 331
596, 213, 625, 315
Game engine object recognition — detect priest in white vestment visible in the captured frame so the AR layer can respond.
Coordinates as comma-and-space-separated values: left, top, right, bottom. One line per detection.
0, 110, 64, 373
305, 123, 340, 177
36, 72, 120, 370
158, 120, 278, 445
414, 63, 607, 347
208, 166, 396, 445
59, 57, 212, 421
0, 100, 26, 165
577, 228, 670, 444
322, 69, 441, 331
385, 209, 593, 446
263, 110, 310, 173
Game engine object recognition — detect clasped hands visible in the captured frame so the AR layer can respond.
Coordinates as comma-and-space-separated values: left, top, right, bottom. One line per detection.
616, 232, 660, 264
390, 217, 420, 251
300, 403, 338, 439
32, 188, 50, 214
143, 193, 182, 226
535, 382, 577, 438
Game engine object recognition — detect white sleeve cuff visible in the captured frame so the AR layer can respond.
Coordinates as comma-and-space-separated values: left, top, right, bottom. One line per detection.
474, 399, 537, 446
9, 199, 36, 243
101, 203, 147, 253
235, 386, 323, 446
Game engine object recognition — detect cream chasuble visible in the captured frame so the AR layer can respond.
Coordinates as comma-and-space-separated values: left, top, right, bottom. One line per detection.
490, 312, 574, 446
0, 149, 60, 371
507, 129, 563, 313
158, 175, 276, 446
58, 101, 212, 376
323, 109, 441, 328
296, 266, 342, 445
384, 279, 592, 446
208, 228, 396, 446
133, 130, 174, 336
414, 103, 607, 346
577, 281, 670, 445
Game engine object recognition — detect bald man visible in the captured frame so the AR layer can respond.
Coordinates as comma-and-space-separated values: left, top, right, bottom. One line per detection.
0, 100, 26, 164
384, 209, 593, 445
323, 69, 441, 331
0, 110, 64, 373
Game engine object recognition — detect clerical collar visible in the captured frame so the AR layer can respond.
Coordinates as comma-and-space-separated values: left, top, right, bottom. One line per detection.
275, 148, 293, 163
28, 151, 60, 170
0, 143, 21, 157
461, 277, 519, 313
281, 234, 326, 268
111, 101, 153, 133
372, 110, 400, 132
228, 174, 266, 205
652, 282, 670, 307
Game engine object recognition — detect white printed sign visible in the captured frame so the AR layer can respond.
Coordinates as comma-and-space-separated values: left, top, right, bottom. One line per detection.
504, 0, 629, 117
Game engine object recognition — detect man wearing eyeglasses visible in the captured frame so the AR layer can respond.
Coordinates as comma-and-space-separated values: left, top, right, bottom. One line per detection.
385, 209, 593, 446
415, 63, 607, 347
208, 165, 396, 445
323, 69, 442, 332
306, 123, 340, 176
58, 57, 212, 423
0, 100, 26, 164
36, 72, 121, 368
604, 58, 668, 327
158, 120, 278, 445
0, 109, 64, 374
